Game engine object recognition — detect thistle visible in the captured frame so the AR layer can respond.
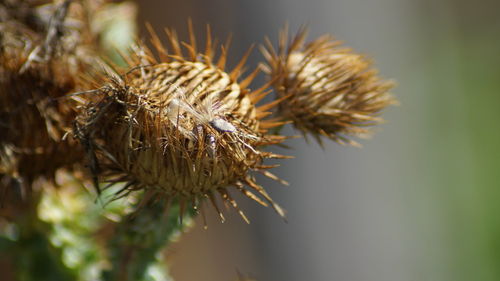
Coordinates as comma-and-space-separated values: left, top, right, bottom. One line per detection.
261, 27, 396, 146
74, 22, 289, 223
0, 0, 101, 188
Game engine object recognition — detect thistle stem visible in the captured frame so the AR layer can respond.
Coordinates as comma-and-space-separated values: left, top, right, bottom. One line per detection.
102, 198, 194, 281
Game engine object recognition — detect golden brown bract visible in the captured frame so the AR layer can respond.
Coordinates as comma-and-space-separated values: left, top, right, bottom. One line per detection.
74, 23, 289, 223
262, 27, 397, 146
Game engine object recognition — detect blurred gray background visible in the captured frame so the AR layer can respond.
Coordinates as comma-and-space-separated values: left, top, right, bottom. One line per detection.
137, 0, 500, 280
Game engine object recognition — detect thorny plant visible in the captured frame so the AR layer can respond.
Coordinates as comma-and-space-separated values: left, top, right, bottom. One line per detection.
0, 1, 396, 281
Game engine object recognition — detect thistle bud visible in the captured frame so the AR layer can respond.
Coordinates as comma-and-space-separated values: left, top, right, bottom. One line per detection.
262, 27, 396, 146
74, 23, 288, 222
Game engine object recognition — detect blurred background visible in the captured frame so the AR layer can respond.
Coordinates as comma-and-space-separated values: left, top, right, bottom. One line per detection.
134, 0, 500, 280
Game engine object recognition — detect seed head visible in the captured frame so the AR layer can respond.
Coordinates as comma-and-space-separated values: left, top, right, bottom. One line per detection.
261, 27, 396, 146
74, 22, 289, 223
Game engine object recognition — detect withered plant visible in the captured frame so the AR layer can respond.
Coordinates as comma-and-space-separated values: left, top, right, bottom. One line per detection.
0, 0, 98, 198
0, 1, 395, 281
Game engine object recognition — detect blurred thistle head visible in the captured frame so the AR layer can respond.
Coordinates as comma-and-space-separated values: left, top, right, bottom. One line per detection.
74, 21, 289, 223
261, 26, 397, 146
0, 0, 102, 185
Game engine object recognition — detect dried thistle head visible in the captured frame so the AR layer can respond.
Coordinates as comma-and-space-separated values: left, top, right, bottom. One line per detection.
261, 27, 396, 146
74, 22, 289, 223
0, 0, 106, 188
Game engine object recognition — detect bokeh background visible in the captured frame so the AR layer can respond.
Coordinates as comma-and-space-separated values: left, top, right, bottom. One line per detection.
140, 0, 499, 280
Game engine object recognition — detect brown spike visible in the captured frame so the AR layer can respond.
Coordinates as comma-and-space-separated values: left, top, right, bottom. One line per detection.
166, 54, 185, 62
187, 18, 197, 58
164, 27, 183, 57
249, 89, 272, 104
254, 164, 281, 169
259, 120, 289, 129
224, 33, 233, 53
263, 36, 277, 59
257, 93, 291, 112
255, 111, 273, 119
272, 203, 287, 221
261, 152, 294, 159
237, 187, 268, 207
181, 41, 197, 61
313, 131, 325, 148
216, 34, 232, 70
248, 74, 279, 102
131, 42, 156, 65
244, 179, 286, 220
288, 25, 308, 54
278, 22, 289, 57
216, 45, 228, 70
258, 135, 290, 146
114, 47, 136, 68
145, 22, 169, 62
208, 192, 225, 222
219, 189, 250, 224
240, 67, 261, 89
259, 44, 272, 62
244, 178, 271, 200
259, 170, 289, 186
230, 45, 254, 80
204, 24, 213, 61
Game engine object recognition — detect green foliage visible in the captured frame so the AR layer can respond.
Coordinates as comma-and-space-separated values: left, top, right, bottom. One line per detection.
0, 177, 191, 281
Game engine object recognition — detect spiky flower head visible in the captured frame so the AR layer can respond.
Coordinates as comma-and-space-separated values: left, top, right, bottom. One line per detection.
0, 0, 102, 185
262, 27, 396, 146
74, 23, 289, 223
